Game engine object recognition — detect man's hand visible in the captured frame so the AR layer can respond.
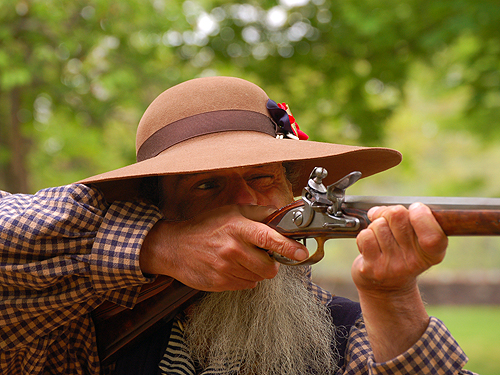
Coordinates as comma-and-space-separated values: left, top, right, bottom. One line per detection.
353, 202, 448, 294
139, 205, 309, 292
352, 202, 448, 362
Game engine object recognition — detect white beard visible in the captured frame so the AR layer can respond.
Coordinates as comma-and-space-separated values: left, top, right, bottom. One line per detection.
183, 266, 338, 375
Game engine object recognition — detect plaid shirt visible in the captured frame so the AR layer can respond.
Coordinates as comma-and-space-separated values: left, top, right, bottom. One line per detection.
0, 185, 474, 375
0, 184, 161, 375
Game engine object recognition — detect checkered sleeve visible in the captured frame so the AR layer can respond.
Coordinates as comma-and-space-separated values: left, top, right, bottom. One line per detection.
0, 184, 162, 374
342, 316, 477, 375
89, 197, 162, 306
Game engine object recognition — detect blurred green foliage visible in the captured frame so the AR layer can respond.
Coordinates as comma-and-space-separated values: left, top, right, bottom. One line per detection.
1, 0, 499, 194
426, 306, 500, 375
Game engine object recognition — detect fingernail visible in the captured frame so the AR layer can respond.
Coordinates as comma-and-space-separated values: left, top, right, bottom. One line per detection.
294, 248, 308, 261
409, 202, 422, 211
367, 206, 380, 220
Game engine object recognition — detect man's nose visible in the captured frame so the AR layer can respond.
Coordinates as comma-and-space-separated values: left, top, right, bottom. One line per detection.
227, 177, 258, 205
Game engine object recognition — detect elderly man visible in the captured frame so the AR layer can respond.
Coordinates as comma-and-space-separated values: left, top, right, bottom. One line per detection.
0, 77, 473, 375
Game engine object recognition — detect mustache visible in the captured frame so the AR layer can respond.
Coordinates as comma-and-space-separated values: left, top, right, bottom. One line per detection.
183, 265, 338, 375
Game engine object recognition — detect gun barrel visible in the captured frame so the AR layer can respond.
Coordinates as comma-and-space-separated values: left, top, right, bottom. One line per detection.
344, 195, 500, 211
344, 195, 500, 236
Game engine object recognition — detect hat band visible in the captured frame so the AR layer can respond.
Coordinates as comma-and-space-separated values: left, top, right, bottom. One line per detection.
136, 110, 276, 162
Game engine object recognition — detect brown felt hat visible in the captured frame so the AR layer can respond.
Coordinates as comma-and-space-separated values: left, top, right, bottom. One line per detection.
79, 76, 402, 199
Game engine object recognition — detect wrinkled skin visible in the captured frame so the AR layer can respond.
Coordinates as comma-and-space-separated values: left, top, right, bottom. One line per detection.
353, 203, 447, 361
139, 163, 449, 362
140, 164, 306, 291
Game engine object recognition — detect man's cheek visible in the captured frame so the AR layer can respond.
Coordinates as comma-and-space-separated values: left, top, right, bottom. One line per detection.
268, 190, 294, 208
162, 199, 196, 220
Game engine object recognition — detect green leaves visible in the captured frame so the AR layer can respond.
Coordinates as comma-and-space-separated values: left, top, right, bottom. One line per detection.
1, 0, 500, 195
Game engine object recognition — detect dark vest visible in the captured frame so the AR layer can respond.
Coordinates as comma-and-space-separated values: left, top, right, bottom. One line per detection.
113, 296, 361, 375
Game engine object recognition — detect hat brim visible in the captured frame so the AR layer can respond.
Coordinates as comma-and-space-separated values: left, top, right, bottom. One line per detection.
79, 131, 402, 200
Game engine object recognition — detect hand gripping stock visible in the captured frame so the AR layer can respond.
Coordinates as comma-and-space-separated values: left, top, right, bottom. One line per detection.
264, 167, 500, 266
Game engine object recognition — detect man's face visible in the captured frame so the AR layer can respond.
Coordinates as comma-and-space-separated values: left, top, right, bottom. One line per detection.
158, 163, 337, 374
159, 163, 294, 220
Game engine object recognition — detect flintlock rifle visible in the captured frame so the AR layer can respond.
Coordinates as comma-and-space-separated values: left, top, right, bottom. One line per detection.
93, 167, 500, 364
266, 167, 500, 265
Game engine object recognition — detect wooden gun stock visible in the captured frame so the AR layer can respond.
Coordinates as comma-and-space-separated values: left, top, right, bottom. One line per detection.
92, 277, 200, 365
344, 196, 500, 236
264, 196, 500, 266
265, 196, 500, 239
93, 195, 500, 364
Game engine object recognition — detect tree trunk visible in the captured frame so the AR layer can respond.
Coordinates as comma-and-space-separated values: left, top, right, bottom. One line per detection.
0, 87, 30, 193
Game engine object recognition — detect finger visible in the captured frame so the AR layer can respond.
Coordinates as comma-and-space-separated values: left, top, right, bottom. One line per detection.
241, 221, 309, 261
225, 262, 269, 283
382, 205, 417, 251
192, 247, 270, 291
229, 242, 280, 280
367, 206, 386, 221
366, 215, 400, 257
224, 277, 259, 291
203, 272, 261, 291
409, 203, 448, 260
354, 230, 388, 284
356, 227, 382, 263
236, 205, 309, 261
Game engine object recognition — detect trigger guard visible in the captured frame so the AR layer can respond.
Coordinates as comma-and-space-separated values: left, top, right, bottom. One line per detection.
270, 237, 326, 266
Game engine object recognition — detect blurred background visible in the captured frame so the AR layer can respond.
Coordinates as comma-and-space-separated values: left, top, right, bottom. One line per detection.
1, 0, 499, 373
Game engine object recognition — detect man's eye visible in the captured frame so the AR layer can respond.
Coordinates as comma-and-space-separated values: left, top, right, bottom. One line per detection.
248, 175, 274, 186
195, 180, 219, 190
